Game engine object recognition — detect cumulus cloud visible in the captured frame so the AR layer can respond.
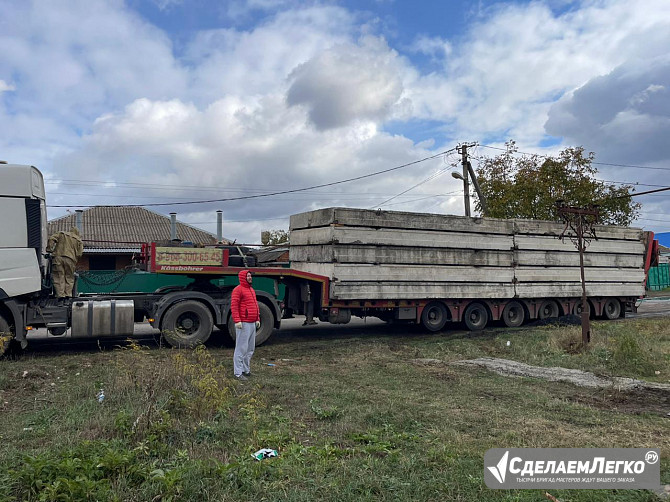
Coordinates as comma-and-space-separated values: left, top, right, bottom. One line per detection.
184, 6, 356, 103
287, 36, 407, 129
3, 0, 670, 241
406, 0, 670, 144
52, 91, 445, 243
546, 56, 670, 165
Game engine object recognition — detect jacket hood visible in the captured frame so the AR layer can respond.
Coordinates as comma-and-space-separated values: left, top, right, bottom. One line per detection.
238, 269, 251, 287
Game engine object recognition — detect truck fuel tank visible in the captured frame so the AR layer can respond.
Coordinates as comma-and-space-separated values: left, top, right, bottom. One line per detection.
71, 299, 134, 337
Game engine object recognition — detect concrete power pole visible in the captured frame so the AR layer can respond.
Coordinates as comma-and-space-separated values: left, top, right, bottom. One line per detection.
459, 144, 471, 217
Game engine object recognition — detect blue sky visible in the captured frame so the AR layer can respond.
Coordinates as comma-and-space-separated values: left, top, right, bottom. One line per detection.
1, 0, 669, 244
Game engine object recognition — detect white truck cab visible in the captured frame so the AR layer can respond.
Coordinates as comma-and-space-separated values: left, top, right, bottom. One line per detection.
0, 164, 48, 298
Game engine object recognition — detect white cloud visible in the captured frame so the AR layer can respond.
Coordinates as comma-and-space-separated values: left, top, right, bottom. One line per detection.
0, 80, 15, 92
287, 36, 407, 129
3, 0, 670, 241
545, 55, 670, 165
406, 0, 670, 144
185, 6, 356, 103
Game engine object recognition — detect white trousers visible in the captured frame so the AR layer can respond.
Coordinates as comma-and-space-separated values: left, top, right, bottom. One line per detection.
234, 322, 256, 376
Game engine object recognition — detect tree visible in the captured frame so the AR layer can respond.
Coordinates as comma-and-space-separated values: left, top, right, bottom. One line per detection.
261, 229, 289, 246
475, 141, 640, 225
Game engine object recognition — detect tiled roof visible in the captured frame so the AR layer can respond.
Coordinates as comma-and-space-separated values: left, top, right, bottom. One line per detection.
48, 206, 228, 249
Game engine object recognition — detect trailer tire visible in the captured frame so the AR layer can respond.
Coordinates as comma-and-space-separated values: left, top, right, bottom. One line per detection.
464, 302, 488, 331
421, 301, 449, 332
227, 302, 275, 346
538, 300, 559, 320
572, 301, 593, 317
602, 298, 621, 320
161, 300, 213, 349
502, 301, 525, 327
0, 315, 13, 358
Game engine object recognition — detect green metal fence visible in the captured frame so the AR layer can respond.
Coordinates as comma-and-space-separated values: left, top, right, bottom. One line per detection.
647, 262, 670, 291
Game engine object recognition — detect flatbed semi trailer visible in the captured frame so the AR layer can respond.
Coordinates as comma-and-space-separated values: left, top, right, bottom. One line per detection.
0, 164, 659, 355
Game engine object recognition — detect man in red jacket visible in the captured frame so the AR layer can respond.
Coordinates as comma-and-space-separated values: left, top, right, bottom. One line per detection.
230, 269, 260, 380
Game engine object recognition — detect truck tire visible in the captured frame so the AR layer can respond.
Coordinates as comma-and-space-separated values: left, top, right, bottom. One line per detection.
161, 300, 213, 348
538, 300, 559, 320
421, 301, 448, 332
572, 301, 593, 317
0, 315, 13, 357
227, 302, 275, 346
464, 302, 488, 331
502, 301, 525, 327
602, 298, 621, 320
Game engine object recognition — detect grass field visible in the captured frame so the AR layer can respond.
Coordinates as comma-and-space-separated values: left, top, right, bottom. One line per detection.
0, 318, 668, 501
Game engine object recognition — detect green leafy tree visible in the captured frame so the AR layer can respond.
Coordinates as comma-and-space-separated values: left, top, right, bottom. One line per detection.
261, 229, 289, 246
475, 141, 640, 225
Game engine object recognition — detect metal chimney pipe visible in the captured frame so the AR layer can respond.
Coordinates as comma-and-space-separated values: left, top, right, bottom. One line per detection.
75, 210, 83, 233
216, 210, 223, 243
170, 212, 177, 240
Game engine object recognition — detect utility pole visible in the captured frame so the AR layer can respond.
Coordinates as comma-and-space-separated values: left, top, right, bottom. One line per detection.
457, 143, 476, 217
556, 201, 599, 347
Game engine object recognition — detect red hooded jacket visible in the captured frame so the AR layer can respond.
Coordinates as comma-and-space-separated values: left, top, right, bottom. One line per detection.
230, 269, 260, 323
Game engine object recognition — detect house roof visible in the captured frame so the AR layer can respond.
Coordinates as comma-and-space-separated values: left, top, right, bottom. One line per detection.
48, 206, 228, 250
254, 247, 290, 264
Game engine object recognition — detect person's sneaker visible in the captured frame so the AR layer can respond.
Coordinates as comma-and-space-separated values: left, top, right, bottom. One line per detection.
243, 371, 251, 377
234, 374, 248, 381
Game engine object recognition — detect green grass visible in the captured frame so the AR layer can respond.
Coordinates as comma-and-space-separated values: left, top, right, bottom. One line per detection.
0, 319, 668, 501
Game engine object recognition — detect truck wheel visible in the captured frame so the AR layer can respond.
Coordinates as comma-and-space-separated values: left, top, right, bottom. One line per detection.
464, 302, 488, 331
602, 299, 621, 320
502, 301, 525, 327
0, 315, 13, 357
421, 301, 448, 332
227, 303, 275, 346
572, 301, 593, 317
538, 300, 559, 320
161, 301, 213, 348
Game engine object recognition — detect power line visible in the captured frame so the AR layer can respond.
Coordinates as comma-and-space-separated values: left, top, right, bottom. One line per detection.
373, 166, 457, 208
638, 217, 670, 223
479, 144, 670, 171
609, 186, 670, 199
47, 148, 457, 208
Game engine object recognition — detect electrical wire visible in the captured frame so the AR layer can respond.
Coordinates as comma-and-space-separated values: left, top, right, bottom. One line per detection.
479, 144, 670, 171
373, 166, 457, 208
47, 148, 457, 208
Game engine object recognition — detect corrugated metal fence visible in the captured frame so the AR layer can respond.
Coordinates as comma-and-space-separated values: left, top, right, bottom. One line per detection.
648, 263, 670, 291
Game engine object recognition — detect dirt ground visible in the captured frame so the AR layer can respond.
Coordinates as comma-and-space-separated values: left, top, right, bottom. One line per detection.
411, 356, 670, 418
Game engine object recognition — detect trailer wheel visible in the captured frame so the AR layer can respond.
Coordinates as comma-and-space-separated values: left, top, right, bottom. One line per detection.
602, 298, 621, 320
502, 301, 525, 327
227, 303, 275, 346
161, 300, 213, 348
464, 302, 488, 331
421, 301, 449, 332
572, 301, 593, 317
0, 315, 13, 357
538, 300, 559, 320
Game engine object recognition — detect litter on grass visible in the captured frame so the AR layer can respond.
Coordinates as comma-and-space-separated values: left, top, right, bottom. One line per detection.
253, 448, 278, 461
